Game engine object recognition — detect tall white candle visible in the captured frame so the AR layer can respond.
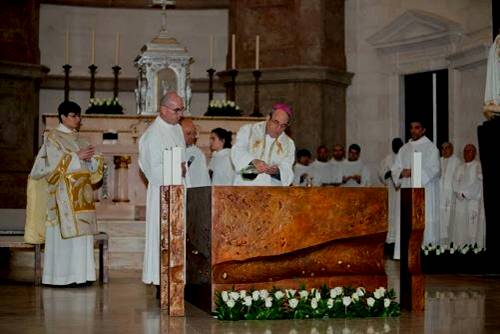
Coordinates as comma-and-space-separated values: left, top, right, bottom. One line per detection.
91, 30, 96, 64
412, 151, 422, 188
114, 32, 120, 65
64, 31, 70, 64
255, 35, 260, 70
171, 147, 183, 185
163, 148, 172, 185
231, 34, 236, 69
209, 35, 214, 68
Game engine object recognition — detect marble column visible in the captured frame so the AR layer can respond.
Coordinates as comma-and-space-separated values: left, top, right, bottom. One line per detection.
226, 0, 352, 151
112, 155, 131, 202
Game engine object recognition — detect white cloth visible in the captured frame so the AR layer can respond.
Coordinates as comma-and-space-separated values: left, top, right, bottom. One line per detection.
450, 160, 486, 248
293, 163, 311, 186
139, 117, 186, 285
439, 155, 460, 244
378, 153, 400, 244
231, 121, 295, 186
484, 34, 500, 106
391, 136, 440, 248
209, 148, 235, 185
186, 145, 211, 188
310, 160, 332, 186
329, 159, 345, 185
32, 124, 96, 285
341, 160, 370, 187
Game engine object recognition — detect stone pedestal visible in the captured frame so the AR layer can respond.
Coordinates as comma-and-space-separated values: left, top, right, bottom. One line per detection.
185, 186, 388, 312
112, 155, 131, 203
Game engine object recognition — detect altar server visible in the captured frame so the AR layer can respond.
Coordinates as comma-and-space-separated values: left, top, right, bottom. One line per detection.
341, 144, 370, 187
439, 142, 460, 245
310, 145, 332, 186
293, 149, 312, 186
208, 127, 235, 185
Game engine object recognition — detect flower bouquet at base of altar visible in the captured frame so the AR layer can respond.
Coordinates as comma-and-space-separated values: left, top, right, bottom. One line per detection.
86, 98, 124, 114
205, 99, 241, 116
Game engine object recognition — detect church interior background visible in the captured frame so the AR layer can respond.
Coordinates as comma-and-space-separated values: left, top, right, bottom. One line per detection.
1, 0, 499, 333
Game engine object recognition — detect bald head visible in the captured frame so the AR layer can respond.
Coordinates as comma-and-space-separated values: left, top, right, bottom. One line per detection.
180, 118, 197, 146
159, 91, 184, 125
463, 144, 477, 163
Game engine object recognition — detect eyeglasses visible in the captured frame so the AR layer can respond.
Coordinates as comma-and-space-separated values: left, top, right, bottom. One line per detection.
163, 105, 185, 114
270, 118, 289, 130
67, 113, 81, 118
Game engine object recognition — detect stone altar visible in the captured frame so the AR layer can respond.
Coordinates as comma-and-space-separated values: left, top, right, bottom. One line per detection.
185, 186, 389, 312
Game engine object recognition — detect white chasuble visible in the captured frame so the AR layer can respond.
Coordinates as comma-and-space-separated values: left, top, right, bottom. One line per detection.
450, 160, 485, 249
391, 136, 440, 249
439, 155, 460, 244
209, 148, 235, 186
231, 121, 295, 186
27, 124, 103, 285
139, 117, 187, 285
186, 145, 211, 187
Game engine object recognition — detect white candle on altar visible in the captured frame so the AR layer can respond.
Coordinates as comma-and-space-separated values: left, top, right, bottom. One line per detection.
64, 31, 70, 64
231, 34, 236, 69
163, 148, 172, 185
172, 147, 183, 185
209, 34, 214, 68
255, 35, 260, 70
91, 30, 96, 64
114, 32, 120, 65
412, 151, 422, 188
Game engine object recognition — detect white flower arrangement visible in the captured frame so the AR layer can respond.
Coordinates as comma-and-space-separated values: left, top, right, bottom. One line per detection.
86, 97, 123, 114
205, 99, 241, 116
215, 286, 400, 321
421, 243, 485, 256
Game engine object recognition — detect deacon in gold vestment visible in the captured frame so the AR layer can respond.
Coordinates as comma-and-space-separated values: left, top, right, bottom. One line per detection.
25, 101, 103, 285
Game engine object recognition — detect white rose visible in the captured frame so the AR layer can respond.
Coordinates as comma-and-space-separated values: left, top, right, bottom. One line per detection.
342, 296, 351, 307
330, 287, 343, 298
229, 291, 240, 300
289, 298, 299, 309
226, 299, 235, 308
252, 291, 260, 301
450, 248, 455, 254
265, 297, 273, 308
367, 297, 375, 307
286, 289, 296, 298
315, 291, 321, 300
235, 106, 240, 110
240, 290, 247, 299
356, 287, 365, 297
327, 298, 334, 309
221, 291, 229, 302
436, 249, 441, 255
384, 298, 391, 308
351, 292, 359, 301
259, 289, 269, 299
243, 296, 252, 307
274, 291, 285, 300
311, 298, 318, 309
424, 250, 429, 256
299, 290, 309, 299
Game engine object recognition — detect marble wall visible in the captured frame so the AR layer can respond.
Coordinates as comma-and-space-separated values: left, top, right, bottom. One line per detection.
345, 0, 492, 180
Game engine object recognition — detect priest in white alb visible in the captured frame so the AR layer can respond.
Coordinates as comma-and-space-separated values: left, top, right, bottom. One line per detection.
231, 103, 295, 186
450, 144, 485, 249
341, 144, 370, 187
391, 120, 440, 248
139, 91, 188, 286
25, 101, 103, 285
293, 149, 312, 186
439, 142, 460, 245
310, 145, 332, 186
180, 118, 211, 187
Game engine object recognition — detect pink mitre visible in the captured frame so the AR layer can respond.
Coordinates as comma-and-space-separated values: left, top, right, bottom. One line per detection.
272, 103, 293, 119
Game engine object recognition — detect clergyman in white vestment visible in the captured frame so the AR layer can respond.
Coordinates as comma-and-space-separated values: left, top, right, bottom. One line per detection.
293, 149, 312, 186
391, 121, 440, 248
139, 92, 187, 285
310, 145, 332, 186
26, 101, 103, 285
341, 144, 370, 187
231, 103, 295, 186
181, 118, 211, 187
329, 144, 346, 186
450, 144, 486, 249
378, 138, 403, 249
208, 127, 235, 185
439, 142, 460, 245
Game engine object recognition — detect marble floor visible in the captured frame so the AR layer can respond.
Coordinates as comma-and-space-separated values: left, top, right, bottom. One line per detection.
1, 261, 499, 334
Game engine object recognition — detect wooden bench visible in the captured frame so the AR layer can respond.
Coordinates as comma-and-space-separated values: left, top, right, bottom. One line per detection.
0, 232, 109, 285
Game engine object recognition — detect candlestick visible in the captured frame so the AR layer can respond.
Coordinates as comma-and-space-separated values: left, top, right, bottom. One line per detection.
63, 64, 71, 102
112, 65, 121, 99
64, 31, 70, 64
251, 70, 263, 117
209, 35, 214, 68
411, 151, 422, 188
91, 30, 95, 64
114, 32, 120, 65
231, 34, 236, 69
227, 69, 238, 102
207, 68, 216, 102
88, 64, 97, 99
255, 35, 260, 70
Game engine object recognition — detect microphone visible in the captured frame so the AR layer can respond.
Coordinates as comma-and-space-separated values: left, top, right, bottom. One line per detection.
187, 156, 195, 167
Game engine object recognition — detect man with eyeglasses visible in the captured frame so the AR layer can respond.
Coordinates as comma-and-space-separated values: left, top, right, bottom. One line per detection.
25, 100, 104, 286
139, 91, 188, 287
231, 103, 295, 186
